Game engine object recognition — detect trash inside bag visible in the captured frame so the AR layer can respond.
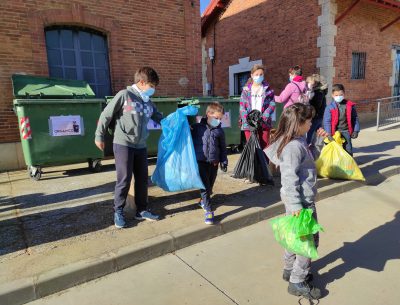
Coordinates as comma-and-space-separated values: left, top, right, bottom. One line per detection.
151, 106, 205, 192
269, 209, 323, 259
316, 131, 365, 181
232, 110, 273, 185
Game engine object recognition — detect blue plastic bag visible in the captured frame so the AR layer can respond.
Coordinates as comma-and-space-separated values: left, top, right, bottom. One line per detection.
151, 106, 205, 192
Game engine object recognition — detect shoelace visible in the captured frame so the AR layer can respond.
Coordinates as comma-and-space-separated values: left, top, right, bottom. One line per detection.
298, 296, 320, 305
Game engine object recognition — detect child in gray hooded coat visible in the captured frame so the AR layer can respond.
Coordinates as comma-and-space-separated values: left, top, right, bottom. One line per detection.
265, 103, 327, 300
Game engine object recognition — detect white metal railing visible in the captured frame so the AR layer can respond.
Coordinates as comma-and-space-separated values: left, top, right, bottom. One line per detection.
376, 95, 400, 130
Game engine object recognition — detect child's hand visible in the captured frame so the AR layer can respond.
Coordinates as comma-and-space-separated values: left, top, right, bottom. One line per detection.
316, 128, 329, 138
95, 140, 105, 151
351, 131, 359, 139
291, 209, 301, 217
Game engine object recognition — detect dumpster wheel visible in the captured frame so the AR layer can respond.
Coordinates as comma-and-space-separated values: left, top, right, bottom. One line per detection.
28, 166, 42, 181
89, 159, 102, 173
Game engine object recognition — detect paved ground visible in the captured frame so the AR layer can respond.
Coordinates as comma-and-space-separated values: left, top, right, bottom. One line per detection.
0, 124, 399, 304
27, 175, 400, 305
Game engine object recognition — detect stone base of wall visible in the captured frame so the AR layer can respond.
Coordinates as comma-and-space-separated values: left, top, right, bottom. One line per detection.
0, 142, 26, 171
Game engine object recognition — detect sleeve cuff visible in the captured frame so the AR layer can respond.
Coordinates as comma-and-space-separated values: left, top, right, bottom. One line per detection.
95, 135, 104, 142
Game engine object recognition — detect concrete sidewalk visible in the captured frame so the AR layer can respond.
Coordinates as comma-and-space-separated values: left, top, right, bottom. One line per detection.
1, 125, 399, 305
26, 175, 400, 305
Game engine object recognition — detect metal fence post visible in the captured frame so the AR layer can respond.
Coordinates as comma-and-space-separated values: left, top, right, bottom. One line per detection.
376, 100, 381, 131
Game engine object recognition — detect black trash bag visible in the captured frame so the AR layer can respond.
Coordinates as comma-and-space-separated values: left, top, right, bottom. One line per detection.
232, 110, 274, 185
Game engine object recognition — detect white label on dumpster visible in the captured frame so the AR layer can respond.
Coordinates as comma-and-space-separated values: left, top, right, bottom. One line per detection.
49, 115, 84, 136
195, 111, 231, 128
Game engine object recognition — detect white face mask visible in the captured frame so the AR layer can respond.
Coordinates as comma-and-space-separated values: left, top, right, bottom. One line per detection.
334, 95, 344, 103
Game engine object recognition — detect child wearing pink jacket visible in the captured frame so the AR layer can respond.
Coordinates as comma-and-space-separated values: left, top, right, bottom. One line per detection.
275, 65, 307, 108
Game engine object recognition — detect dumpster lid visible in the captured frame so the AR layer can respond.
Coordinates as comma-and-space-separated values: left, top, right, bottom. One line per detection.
12, 74, 96, 98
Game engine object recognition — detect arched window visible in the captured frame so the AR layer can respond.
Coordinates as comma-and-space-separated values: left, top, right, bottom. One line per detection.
45, 27, 111, 97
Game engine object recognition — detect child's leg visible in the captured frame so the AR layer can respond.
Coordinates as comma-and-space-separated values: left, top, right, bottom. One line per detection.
244, 130, 251, 142
290, 254, 312, 283
198, 162, 211, 211
283, 249, 296, 272
208, 164, 219, 193
258, 128, 270, 150
132, 148, 148, 213
341, 131, 353, 156
113, 144, 134, 211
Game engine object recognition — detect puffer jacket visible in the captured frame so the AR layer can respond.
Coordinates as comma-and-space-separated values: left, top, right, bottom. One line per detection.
191, 118, 228, 165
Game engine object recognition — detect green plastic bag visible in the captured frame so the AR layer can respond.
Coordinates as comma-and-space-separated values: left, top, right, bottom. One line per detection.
269, 209, 324, 259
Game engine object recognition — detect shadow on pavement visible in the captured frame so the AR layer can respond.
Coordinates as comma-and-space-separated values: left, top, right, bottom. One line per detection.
0, 199, 114, 257
0, 182, 115, 213
314, 211, 400, 292
353, 141, 400, 153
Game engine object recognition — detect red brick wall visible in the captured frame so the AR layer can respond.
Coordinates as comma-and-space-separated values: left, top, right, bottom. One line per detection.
203, 0, 321, 97
334, 0, 400, 110
0, 0, 202, 143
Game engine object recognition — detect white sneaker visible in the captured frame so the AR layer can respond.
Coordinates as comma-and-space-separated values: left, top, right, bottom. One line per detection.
134, 210, 160, 221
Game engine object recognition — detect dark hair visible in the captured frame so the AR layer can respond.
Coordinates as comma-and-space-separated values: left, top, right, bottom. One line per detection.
134, 67, 160, 86
245, 64, 265, 86
289, 65, 302, 76
206, 101, 224, 114
270, 104, 315, 157
332, 83, 345, 93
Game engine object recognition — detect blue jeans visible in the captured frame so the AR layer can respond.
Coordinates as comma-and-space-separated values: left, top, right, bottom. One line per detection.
340, 130, 353, 156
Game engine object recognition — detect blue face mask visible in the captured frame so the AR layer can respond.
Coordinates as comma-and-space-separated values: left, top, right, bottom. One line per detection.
209, 118, 221, 127
334, 95, 344, 103
252, 75, 264, 84
143, 87, 155, 97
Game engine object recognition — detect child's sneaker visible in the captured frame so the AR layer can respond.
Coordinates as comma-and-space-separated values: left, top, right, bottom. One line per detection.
288, 281, 321, 300
114, 210, 126, 229
204, 211, 214, 225
198, 200, 205, 210
134, 210, 160, 221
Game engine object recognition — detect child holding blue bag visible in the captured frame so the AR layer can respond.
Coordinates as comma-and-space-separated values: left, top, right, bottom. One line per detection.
191, 102, 228, 225
265, 104, 328, 300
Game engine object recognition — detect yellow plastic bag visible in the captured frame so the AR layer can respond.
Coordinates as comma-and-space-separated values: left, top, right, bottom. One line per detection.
316, 131, 365, 181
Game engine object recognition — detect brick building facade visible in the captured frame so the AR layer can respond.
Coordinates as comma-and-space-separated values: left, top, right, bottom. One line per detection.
202, 0, 400, 113
0, 0, 202, 170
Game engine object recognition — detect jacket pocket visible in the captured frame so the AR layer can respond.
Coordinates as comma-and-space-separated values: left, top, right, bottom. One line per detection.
120, 113, 138, 136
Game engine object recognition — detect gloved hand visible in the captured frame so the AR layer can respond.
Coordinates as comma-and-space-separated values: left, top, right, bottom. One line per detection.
220, 162, 228, 172
351, 131, 359, 139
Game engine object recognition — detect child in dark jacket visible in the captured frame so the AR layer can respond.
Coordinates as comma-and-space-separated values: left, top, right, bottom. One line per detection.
323, 84, 360, 156
191, 102, 228, 225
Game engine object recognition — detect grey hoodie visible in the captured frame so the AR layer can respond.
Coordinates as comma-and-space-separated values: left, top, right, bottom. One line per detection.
265, 136, 317, 213
95, 86, 162, 148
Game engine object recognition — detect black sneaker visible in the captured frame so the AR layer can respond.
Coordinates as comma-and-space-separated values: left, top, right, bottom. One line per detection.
288, 281, 321, 300
283, 270, 313, 282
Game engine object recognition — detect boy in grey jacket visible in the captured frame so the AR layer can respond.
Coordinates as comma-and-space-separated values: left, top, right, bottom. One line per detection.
95, 67, 163, 228
265, 104, 327, 300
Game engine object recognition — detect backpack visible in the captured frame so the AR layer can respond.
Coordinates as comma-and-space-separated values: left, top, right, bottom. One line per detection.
292, 82, 310, 105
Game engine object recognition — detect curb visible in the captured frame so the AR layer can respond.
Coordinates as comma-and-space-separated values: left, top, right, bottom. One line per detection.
1, 167, 399, 305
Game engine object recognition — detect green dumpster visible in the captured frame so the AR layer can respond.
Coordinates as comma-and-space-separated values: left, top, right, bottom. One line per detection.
272, 102, 284, 129
102, 95, 180, 156
12, 74, 104, 180
179, 96, 242, 152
